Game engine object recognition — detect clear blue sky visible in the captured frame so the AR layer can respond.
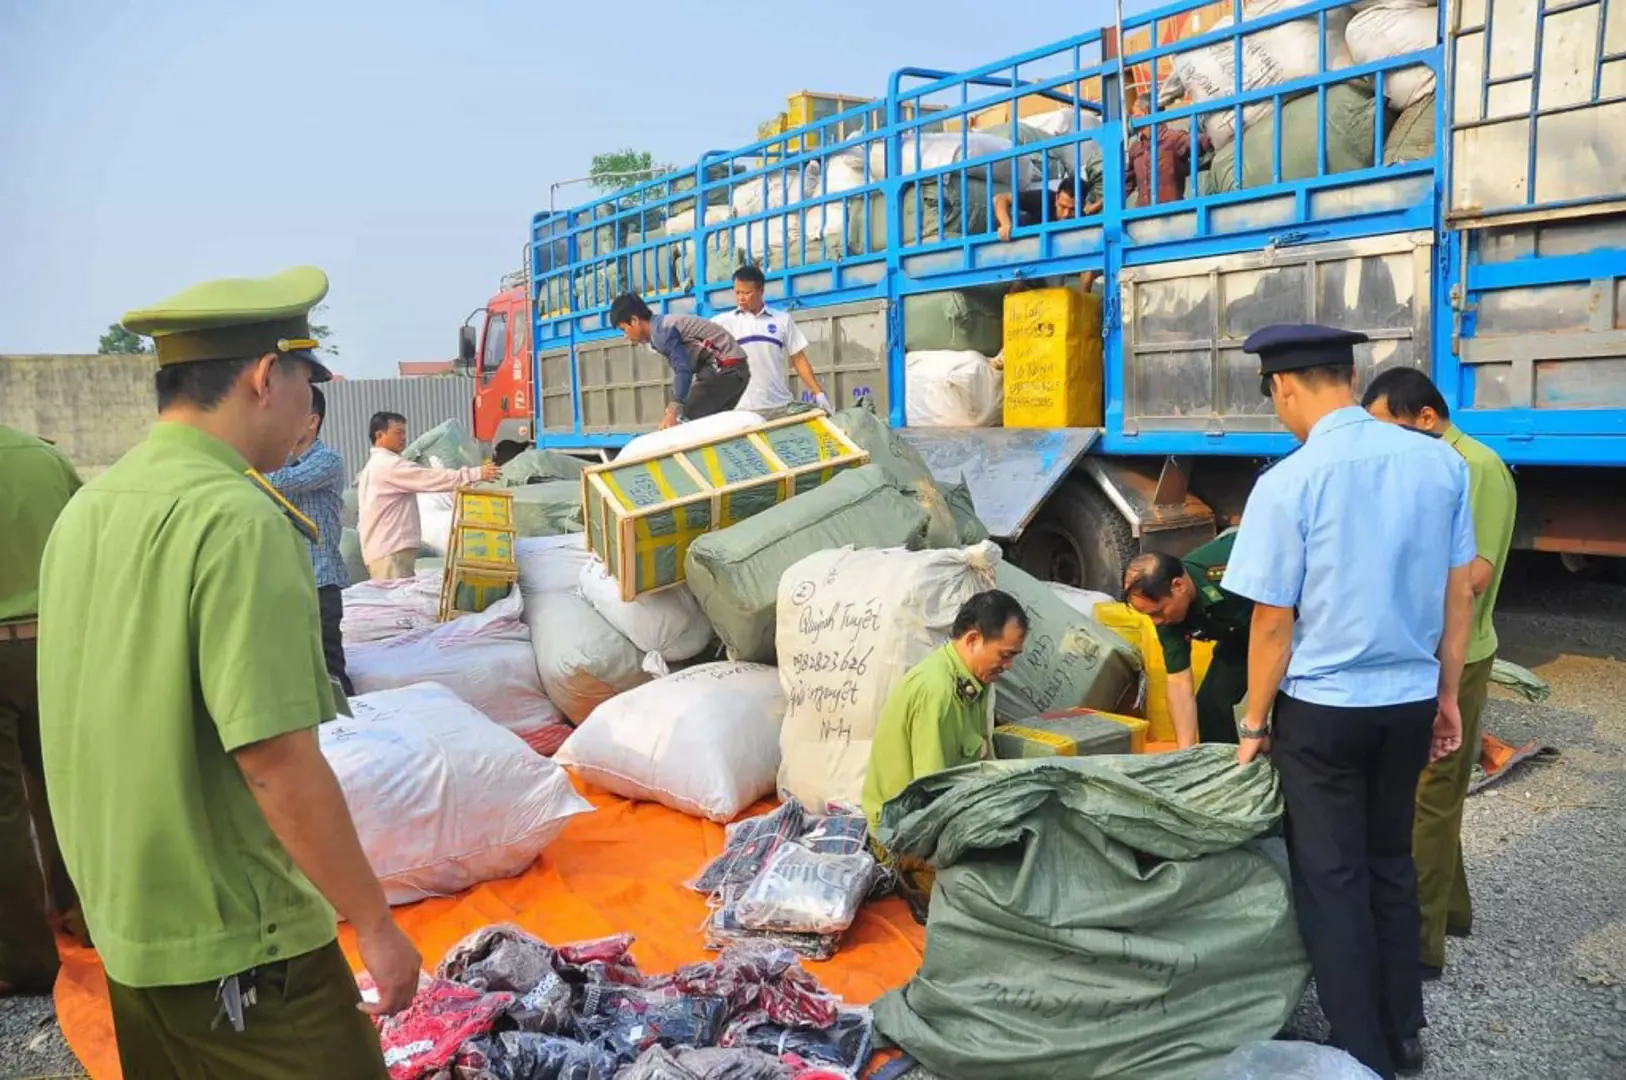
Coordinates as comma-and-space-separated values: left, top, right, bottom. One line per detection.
0, 0, 1120, 377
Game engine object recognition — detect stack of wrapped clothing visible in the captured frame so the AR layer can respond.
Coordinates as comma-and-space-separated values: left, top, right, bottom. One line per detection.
689, 799, 889, 960
370, 925, 874, 1080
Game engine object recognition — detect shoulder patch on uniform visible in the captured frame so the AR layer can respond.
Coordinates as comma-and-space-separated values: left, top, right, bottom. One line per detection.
1206, 565, 1226, 582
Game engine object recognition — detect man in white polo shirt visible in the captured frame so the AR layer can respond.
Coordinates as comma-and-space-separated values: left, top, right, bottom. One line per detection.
713, 266, 834, 414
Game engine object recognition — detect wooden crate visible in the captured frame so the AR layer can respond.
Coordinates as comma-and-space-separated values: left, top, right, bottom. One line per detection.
438, 486, 519, 621
458, 489, 515, 527
454, 523, 516, 569
582, 412, 869, 602
439, 566, 517, 621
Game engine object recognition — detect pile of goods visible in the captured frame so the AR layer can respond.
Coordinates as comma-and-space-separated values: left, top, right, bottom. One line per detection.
372, 928, 875, 1080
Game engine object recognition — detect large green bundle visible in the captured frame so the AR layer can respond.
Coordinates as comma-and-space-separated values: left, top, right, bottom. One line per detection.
1200, 83, 1377, 195
994, 562, 1144, 721
683, 464, 934, 662
499, 449, 586, 487
1384, 91, 1435, 165
831, 405, 988, 547
510, 480, 585, 538
402, 419, 481, 469
873, 749, 1307, 1080
902, 286, 1006, 356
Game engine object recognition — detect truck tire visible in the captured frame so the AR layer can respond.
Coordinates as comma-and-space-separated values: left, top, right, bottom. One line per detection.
1011, 479, 1137, 595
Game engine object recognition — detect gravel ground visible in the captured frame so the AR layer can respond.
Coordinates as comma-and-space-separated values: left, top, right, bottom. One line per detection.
3, 556, 1623, 1080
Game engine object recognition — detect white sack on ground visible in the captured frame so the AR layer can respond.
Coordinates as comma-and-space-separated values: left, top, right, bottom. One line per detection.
776, 541, 1003, 812
620, 410, 764, 461
325, 683, 592, 905
556, 661, 787, 822
905, 350, 1004, 428
346, 592, 570, 754
516, 535, 595, 599
578, 559, 714, 676
1344, 4, 1439, 109
341, 569, 443, 646
523, 588, 649, 724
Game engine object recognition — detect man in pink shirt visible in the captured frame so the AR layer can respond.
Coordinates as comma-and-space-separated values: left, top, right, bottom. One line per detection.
356, 412, 496, 580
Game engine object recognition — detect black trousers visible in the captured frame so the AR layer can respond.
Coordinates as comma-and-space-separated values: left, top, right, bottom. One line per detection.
1273, 691, 1435, 1080
317, 586, 353, 697
683, 364, 750, 421
1195, 641, 1249, 745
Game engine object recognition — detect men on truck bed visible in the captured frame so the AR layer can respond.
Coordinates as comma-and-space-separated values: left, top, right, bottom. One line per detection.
267, 385, 353, 695
862, 590, 1028, 919
610, 293, 751, 429
358, 410, 497, 581
37, 267, 418, 1076
1222, 323, 1475, 1080
712, 266, 833, 414
0, 423, 83, 996
1121, 532, 1251, 749
993, 171, 1078, 241
1125, 95, 1211, 208
1363, 366, 1517, 982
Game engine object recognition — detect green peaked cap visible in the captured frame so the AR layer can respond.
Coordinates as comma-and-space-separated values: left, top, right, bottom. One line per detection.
121, 266, 333, 381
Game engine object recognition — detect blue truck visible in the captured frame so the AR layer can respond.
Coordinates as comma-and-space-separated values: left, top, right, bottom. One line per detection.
458, 0, 1626, 593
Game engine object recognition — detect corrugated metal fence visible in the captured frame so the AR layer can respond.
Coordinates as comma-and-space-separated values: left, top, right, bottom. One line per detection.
323, 376, 473, 481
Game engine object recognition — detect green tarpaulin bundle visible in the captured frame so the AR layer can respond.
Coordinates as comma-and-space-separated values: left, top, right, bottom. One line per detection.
873, 748, 1309, 1080
832, 404, 988, 547
683, 464, 934, 663
500, 449, 587, 487
402, 419, 481, 468
509, 480, 586, 538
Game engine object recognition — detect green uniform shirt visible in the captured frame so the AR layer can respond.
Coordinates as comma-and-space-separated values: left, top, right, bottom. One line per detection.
1443, 424, 1516, 664
862, 644, 991, 834
0, 425, 82, 623
38, 422, 338, 988
1155, 530, 1252, 674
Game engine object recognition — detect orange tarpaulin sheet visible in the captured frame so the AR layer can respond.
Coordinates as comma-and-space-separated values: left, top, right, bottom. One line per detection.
53, 783, 927, 1080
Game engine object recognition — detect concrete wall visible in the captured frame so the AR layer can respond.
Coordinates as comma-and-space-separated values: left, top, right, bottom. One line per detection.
0, 354, 157, 477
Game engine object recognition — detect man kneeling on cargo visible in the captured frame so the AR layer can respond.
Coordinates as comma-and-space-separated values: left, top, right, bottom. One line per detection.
609, 293, 752, 430
862, 590, 1028, 918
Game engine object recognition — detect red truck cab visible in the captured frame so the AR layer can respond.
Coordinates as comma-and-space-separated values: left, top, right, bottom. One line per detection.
460, 274, 535, 461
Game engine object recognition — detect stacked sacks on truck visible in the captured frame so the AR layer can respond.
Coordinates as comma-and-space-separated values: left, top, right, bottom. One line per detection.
1343, 1, 1440, 163
1198, 82, 1378, 194
683, 464, 937, 664
844, 132, 1042, 252
1161, 0, 1356, 151
775, 541, 1003, 813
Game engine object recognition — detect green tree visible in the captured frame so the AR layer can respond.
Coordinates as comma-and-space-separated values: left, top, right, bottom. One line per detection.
589, 148, 671, 193
97, 323, 152, 355
308, 303, 338, 358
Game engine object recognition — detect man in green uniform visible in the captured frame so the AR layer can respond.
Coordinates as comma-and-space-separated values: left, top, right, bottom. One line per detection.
0, 425, 82, 995
1121, 531, 1252, 747
37, 267, 420, 1078
1364, 367, 1516, 979
862, 590, 1028, 917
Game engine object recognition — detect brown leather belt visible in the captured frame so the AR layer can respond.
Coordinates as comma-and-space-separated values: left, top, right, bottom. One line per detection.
0, 620, 39, 643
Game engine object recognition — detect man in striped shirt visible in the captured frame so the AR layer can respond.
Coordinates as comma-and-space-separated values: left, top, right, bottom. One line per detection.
610, 293, 751, 429
267, 386, 353, 695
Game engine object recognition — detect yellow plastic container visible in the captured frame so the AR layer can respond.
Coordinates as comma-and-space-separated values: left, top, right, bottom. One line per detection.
1001, 287, 1105, 428
1091, 601, 1215, 745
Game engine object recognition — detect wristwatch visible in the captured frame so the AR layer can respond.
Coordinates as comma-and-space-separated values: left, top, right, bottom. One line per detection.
1237, 721, 1271, 740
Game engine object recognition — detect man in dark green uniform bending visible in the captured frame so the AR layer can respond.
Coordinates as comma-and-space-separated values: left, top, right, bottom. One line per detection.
1121, 531, 1252, 747
38, 268, 418, 1078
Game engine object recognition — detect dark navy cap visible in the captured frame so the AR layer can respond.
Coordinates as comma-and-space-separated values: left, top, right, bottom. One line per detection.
1244, 323, 1369, 378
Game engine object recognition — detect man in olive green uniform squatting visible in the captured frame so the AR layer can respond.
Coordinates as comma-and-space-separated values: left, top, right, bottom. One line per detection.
1364, 367, 1516, 979
37, 267, 420, 1078
863, 590, 1029, 919
0, 425, 83, 995
1121, 531, 1252, 748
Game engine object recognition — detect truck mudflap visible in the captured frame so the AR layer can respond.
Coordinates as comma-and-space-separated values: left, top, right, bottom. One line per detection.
897, 427, 1101, 540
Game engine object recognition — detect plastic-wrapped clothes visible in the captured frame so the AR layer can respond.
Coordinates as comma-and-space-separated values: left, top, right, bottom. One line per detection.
617, 1045, 792, 1080
737, 1009, 874, 1074
372, 979, 514, 1080
458, 1031, 620, 1080
576, 985, 729, 1062
663, 944, 841, 1045
733, 843, 876, 936
690, 801, 806, 895
439, 924, 555, 994
553, 933, 646, 990
704, 907, 839, 962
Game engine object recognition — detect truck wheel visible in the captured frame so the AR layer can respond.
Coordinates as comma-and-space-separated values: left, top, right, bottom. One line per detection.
1012, 479, 1137, 595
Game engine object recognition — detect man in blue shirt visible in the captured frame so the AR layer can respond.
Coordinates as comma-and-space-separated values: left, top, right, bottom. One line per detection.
609, 293, 751, 430
267, 386, 352, 695
1222, 328, 1476, 1080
